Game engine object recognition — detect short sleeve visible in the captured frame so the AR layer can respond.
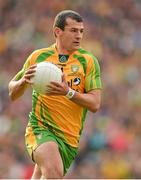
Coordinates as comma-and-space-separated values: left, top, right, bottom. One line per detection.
85, 56, 102, 92
14, 51, 36, 81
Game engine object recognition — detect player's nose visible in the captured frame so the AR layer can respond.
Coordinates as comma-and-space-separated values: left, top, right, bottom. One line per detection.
76, 31, 82, 40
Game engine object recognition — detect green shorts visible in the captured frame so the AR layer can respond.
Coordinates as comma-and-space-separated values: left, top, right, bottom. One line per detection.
25, 124, 78, 175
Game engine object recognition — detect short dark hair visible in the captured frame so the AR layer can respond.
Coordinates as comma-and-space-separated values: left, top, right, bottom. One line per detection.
53, 10, 83, 30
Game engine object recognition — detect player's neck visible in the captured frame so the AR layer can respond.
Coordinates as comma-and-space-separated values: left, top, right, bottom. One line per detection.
55, 42, 73, 55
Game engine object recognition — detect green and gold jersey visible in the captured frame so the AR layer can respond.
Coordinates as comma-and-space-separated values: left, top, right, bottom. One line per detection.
15, 44, 102, 148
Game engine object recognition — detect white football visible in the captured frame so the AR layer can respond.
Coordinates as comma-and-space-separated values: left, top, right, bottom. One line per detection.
31, 62, 62, 94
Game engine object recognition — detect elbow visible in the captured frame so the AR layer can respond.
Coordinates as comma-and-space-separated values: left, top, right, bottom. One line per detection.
8, 84, 14, 101
9, 88, 18, 101
9, 91, 16, 101
8, 82, 18, 101
89, 103, 101, 113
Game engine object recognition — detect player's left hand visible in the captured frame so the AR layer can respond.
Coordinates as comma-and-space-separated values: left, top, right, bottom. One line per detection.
46, 74, 69, 95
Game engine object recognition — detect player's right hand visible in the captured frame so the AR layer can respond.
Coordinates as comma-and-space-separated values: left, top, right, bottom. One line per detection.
22, 65, 37, 84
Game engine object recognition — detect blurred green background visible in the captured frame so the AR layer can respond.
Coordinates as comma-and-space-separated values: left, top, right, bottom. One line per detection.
0, 0, 141, 178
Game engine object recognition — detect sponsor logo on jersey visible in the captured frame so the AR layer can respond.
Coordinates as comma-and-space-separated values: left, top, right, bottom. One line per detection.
74, 77, 81, 85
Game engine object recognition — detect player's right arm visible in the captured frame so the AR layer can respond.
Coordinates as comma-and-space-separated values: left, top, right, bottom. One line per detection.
9, 65, 36, 101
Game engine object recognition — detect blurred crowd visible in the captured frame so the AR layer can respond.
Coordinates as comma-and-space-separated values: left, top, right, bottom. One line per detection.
0, 0, 141, 179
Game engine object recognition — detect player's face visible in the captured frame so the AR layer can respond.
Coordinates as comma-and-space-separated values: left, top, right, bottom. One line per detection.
56, 18, 84, 52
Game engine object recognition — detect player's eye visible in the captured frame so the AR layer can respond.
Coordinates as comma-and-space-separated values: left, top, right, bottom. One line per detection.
70, 28, 84, 34
71, 28, 77, 32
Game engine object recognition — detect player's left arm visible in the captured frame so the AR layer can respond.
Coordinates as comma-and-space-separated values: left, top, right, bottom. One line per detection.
47, 56, 102, 113
73, 55, 102, 112
48, 78, 101, 113
70, 89, 101, 112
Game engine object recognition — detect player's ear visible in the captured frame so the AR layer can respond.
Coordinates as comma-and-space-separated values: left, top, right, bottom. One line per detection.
54, 27, 62, 37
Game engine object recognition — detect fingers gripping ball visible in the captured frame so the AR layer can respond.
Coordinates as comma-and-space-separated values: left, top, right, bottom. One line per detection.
31, 62, 62, 94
